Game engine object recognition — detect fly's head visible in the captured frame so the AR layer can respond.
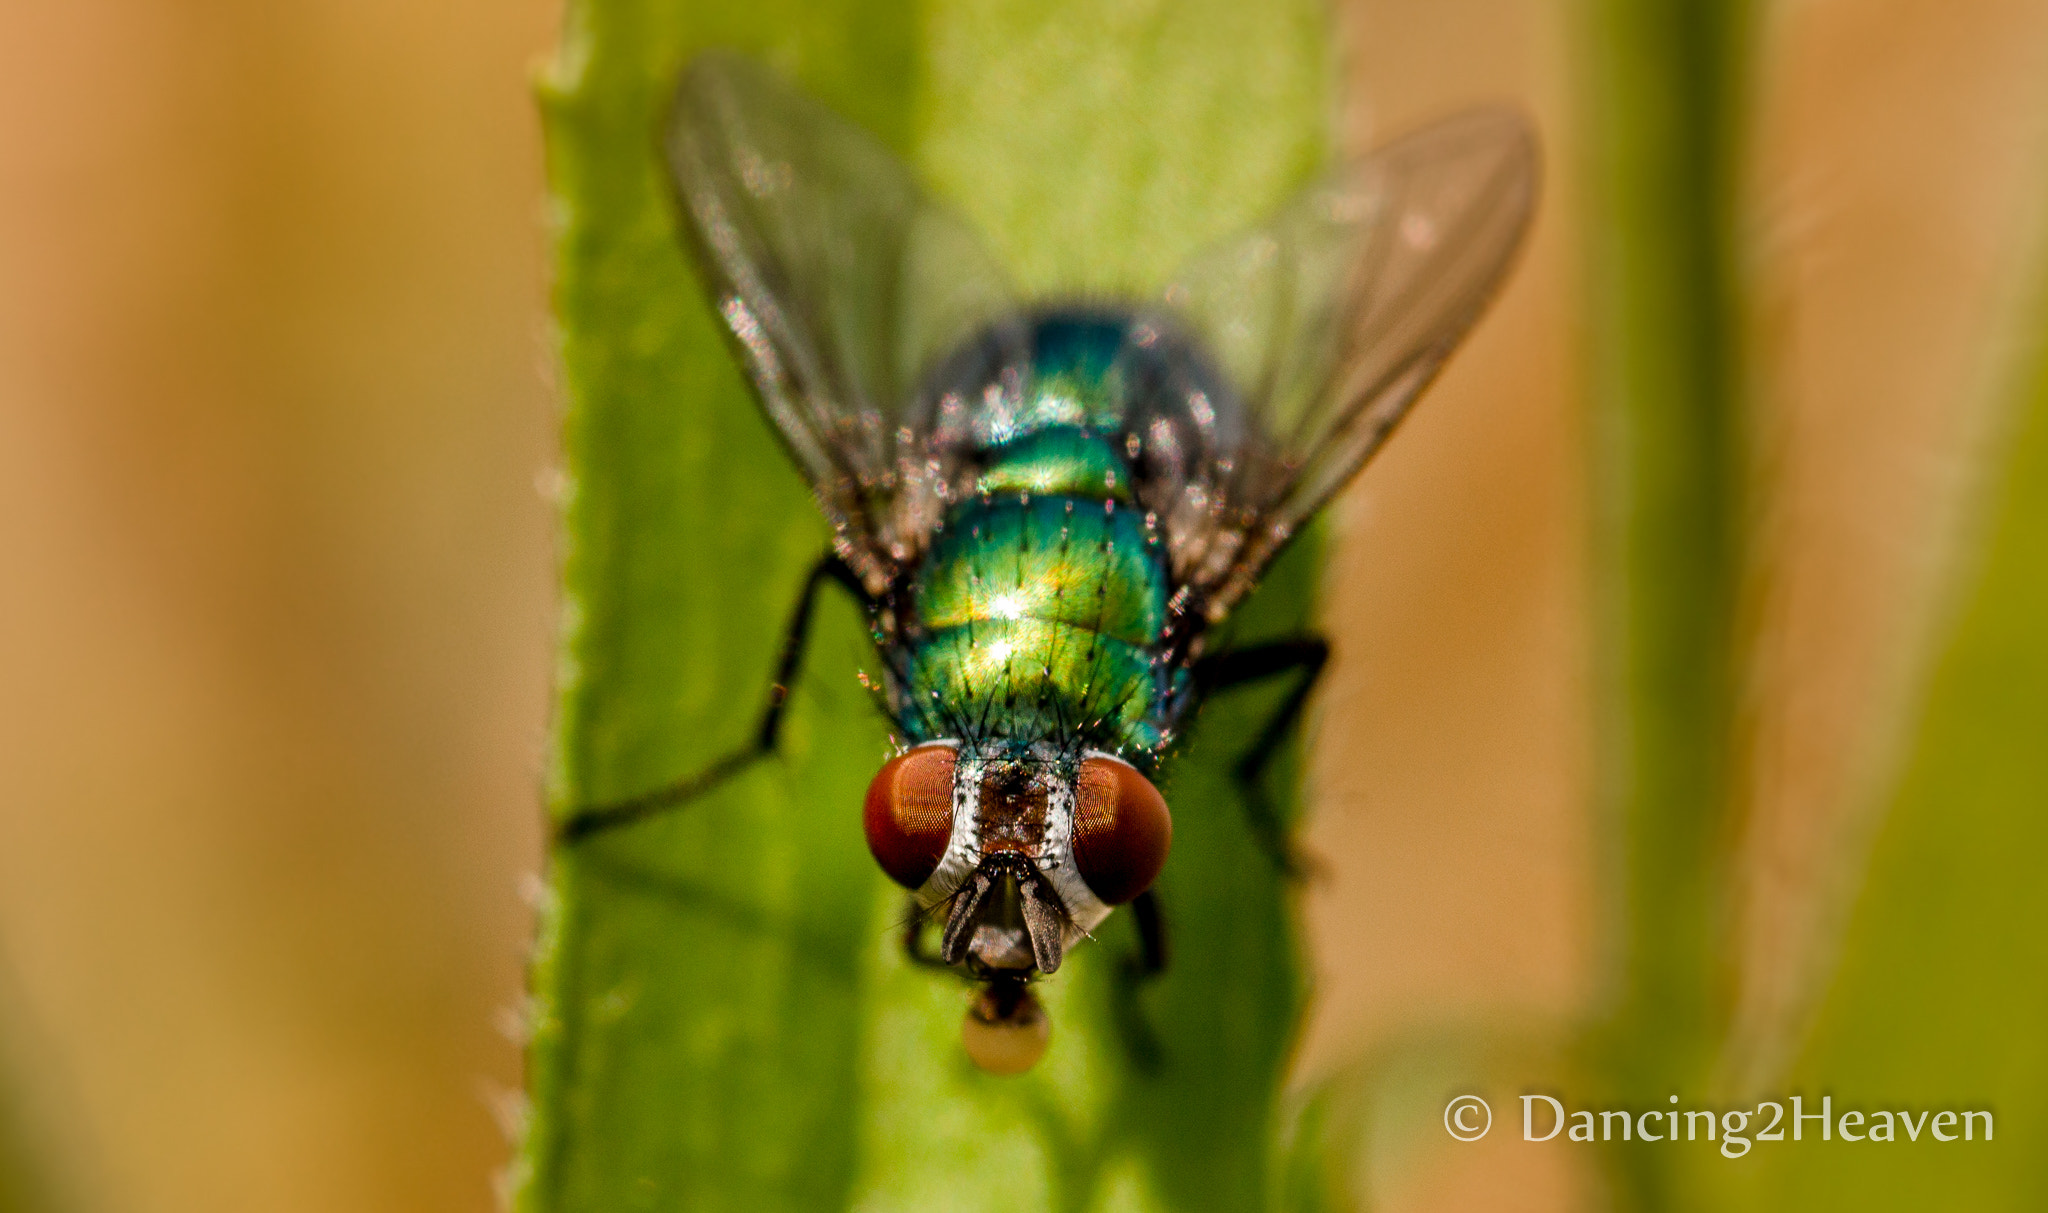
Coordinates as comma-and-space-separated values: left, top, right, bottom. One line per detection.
861, 739, 1171, 1073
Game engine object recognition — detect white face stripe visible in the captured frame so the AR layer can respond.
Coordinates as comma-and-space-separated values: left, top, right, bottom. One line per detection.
911, 741, 1115, 944
1038, 750, 1123, 940
914, 739, 978, 911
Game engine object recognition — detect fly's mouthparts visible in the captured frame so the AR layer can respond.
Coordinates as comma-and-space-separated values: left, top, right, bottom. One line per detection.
938, 868, 992, 965
941, 853, 1068, 976
1017, 875, 1065, 973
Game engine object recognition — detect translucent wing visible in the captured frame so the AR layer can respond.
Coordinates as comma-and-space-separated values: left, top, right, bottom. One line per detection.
666, 53, 1025, 593
1159, 106, 1538, 621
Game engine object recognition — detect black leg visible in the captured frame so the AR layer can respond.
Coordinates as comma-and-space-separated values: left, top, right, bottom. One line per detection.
1190, 636, 1330, 877
901, 899, 952, 971
1113, 889, 1170, 1069
555, 553, 870, 844
1128, 888, 1168, 977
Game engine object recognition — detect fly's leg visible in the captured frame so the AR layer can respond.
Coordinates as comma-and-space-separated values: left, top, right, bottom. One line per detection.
555, 553, 871, 844
1129, 887, 1168, 977
1113, 888, 1170, 1069
1190, 637, 1331, 878
902, 900, 951, 971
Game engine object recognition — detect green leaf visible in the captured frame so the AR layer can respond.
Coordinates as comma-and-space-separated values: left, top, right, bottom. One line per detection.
517, 4, 1337, 1211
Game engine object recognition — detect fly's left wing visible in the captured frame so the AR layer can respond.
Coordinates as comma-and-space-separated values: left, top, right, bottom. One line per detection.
667, 54, 1026, 594
1155, 106, 1539, 622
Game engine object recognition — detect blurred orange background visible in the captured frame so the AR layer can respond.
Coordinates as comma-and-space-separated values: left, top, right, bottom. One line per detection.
0, 1, 557, 1209
1, 2, 2045, 1212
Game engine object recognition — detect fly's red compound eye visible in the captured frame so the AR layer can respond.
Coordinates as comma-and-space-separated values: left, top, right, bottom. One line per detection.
1072, 756, 1172, 905
863, 744, 958, 888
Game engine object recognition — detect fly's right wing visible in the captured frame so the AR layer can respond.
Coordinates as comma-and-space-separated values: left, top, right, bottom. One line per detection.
667, 53, 1027, 594
1154, 106, 1539, 622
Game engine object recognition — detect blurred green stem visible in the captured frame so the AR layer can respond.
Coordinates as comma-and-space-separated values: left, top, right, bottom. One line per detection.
1581, 0, 1754, 1206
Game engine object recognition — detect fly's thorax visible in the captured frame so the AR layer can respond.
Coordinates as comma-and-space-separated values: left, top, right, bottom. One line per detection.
973, 425, 1135, 503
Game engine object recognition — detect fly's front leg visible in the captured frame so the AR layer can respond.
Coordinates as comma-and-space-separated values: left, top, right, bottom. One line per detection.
555, 552, 871, 845
1190, 637, 1330, 878
902, 899, 951, 971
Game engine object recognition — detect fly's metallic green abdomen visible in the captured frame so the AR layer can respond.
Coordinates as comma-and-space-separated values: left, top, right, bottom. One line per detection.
903, 491, 1172, 754
898, 319, 1180, 757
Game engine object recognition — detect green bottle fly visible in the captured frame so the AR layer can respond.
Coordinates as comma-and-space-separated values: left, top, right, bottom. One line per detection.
565, 52, 1539, 1073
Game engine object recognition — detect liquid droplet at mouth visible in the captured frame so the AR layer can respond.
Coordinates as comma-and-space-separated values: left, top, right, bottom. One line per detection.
961, 983, 1049, 1075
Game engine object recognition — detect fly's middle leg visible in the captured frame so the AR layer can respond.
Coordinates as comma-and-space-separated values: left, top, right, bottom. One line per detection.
1128, 887, 1168, 978
1190, 636, 1330, 878
554, 552, 871, 845
1111, 888, 1170, 1068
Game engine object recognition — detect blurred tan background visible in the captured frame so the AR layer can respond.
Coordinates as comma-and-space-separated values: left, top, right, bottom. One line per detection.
0, 1, 558, 1209
2, 2, 2045, 1212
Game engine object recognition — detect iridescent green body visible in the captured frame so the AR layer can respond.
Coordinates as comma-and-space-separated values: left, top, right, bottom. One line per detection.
897, 318, 1183, 758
